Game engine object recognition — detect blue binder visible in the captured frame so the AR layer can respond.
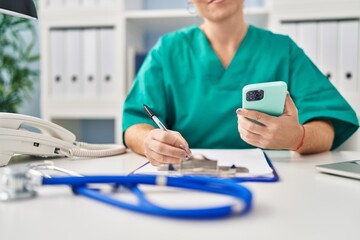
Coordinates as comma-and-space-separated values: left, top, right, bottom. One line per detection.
135, 52, 148, 74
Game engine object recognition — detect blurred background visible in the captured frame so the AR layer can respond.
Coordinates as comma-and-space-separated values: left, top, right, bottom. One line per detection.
2, 0, 359, 146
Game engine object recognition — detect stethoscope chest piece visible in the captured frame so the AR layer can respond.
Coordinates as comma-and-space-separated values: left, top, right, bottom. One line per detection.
0, 165, 38, 201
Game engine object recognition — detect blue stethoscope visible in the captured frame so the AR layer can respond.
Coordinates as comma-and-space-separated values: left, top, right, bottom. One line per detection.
43, 174, 253, 219
1, 162, 253, 219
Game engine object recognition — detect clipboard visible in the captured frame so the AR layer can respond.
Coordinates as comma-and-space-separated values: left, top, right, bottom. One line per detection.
131, 149, 279, 183
233, 152, 279, 182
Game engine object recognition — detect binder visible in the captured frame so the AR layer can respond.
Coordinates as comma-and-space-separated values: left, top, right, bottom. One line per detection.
50, 30, 66, 97
297, 22, 318, 64
338, 20, 359, 94
126, 49, 147, 92
135, 52, 148, 75
99, 28, 115, 97
82, 29, 98, 97
318, 22, 338, 85
65, 29, 83, 97
126, 45, 136, 92
279, 23, 298, 42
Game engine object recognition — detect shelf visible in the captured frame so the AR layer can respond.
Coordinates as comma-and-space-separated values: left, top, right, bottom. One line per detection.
39, 7, 269, 21
125, 9, 201, 32
38, 9, 124, 29
43, 98, 123, 119
125, 7, 270, 32
39, 8, 122, 19
125, 7, 270, 19
272, 0, 360, 14
125, 9, 190, 19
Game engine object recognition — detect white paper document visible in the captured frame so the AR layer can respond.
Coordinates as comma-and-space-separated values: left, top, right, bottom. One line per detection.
134, 148, 275, 178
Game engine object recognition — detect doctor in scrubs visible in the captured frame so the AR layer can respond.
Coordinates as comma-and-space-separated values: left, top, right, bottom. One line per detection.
122, 0, 359, 166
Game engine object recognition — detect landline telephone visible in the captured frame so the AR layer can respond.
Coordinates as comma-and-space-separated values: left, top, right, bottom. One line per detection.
0, 113, 126, 167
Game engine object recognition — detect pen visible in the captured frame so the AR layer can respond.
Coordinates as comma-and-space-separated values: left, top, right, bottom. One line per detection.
143, 104, 168, 131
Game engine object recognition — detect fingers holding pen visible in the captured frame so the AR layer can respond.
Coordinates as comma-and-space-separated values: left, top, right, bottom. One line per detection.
170, 130, 192, 156
151, 130, 191, 154
146, 150, 183, 166
142, 105, 191, 165
144, 129, 191, 165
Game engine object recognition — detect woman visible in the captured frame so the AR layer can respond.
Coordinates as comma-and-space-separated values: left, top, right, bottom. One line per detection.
122, 0, 359, 166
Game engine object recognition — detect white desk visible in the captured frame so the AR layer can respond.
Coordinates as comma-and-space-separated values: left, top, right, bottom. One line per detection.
1, 150, 360, 240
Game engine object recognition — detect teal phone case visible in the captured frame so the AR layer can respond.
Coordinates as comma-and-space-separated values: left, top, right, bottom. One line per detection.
242, 81, 287, 116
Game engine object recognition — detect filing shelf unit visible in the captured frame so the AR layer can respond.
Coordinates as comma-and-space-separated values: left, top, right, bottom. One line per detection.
39, 0, 271, 143
39, 1, 126, 143
269, 0, 360, 149
270, 0, 360, 115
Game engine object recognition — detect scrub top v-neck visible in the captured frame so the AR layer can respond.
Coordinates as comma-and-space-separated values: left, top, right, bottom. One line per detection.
196, 25, 251, 89
122, 25, 359, 149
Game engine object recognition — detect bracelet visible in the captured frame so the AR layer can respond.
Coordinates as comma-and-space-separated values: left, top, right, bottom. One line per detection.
293, 125, 305, 151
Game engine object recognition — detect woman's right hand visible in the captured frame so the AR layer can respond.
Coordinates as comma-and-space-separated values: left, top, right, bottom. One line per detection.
144, 129, 192, 166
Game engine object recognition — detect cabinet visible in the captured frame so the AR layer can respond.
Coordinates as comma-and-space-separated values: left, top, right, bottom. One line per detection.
39, 0, 271, 144
269, 0, 360, 149
270, 0, 360, 115
39, 0, 125, 143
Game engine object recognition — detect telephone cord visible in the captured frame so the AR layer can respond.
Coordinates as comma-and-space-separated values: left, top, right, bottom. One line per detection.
59, 142, 126, 158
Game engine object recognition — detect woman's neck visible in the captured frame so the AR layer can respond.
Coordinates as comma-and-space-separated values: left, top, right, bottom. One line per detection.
200, 13, 248, 68
200, 13, 248, 52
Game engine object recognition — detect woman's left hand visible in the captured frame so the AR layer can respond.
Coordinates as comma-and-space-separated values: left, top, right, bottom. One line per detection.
236, 93, 303, 150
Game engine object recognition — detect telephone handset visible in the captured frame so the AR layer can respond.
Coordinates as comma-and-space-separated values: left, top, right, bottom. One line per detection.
0, 113, 126, 167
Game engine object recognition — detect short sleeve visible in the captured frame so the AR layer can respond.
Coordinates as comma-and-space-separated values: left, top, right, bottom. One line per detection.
287, 38, 359, 149
122, 38, 168, 145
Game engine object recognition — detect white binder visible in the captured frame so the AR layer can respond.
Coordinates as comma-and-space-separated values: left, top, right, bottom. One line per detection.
297, 22, 318, 64
318, 22, 338, 85
82, 29, 98, 97
50, 30, 66, 97
126, 45, 136, 93
99, 28, 115, 97
338, 21, 359, 94
65, 30, 83, 97
279, 23, 298, 42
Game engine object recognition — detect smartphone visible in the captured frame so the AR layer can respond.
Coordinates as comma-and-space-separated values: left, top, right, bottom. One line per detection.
242, 81, 287, 116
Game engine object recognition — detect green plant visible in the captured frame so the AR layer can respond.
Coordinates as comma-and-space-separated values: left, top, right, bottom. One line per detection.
0, 14, 39, 113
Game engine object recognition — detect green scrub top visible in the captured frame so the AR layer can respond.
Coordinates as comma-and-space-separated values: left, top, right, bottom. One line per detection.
122, 25, 359, 149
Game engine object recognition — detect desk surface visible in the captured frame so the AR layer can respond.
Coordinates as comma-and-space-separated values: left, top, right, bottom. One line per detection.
1, 150, 360, 240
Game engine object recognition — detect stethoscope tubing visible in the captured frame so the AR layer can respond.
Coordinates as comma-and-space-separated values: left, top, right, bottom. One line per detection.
42, 175, 252, 219
75, 186, 240, 219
